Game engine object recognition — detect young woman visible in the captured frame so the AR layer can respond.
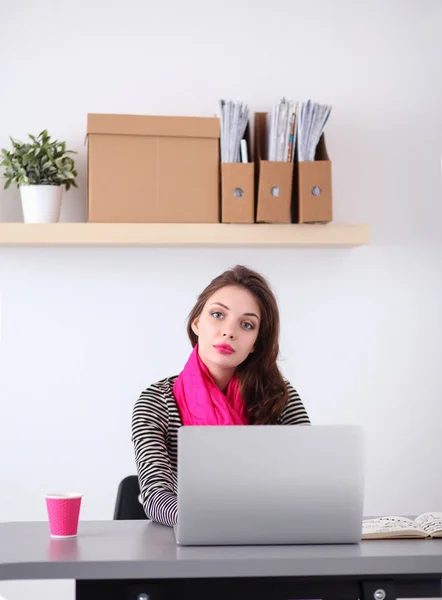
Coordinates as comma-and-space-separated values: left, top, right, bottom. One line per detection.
131, 265, 310, 526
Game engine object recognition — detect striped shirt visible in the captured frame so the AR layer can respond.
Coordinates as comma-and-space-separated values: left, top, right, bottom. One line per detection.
131, 375, 310, 527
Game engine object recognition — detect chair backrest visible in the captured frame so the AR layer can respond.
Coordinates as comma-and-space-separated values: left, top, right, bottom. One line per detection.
113, 475, 148, 520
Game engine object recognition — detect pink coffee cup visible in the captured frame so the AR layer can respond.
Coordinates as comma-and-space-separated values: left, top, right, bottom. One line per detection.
45, 493, 83, 538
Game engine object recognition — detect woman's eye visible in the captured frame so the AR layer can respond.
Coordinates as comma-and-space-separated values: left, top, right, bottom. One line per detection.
211, 311, 223, 319
242, 322, 254, 330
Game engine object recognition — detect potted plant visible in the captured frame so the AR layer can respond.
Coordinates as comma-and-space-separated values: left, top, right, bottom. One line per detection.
0, 130, 78, 223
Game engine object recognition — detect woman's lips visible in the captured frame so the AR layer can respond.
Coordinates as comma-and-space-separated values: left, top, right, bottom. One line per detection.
214, 344, 234, 355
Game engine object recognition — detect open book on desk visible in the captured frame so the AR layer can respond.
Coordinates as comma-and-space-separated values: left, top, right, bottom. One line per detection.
362, 512, 442, 539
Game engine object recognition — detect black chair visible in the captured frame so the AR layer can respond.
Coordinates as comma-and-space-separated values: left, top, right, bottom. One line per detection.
113, 475, 148, 520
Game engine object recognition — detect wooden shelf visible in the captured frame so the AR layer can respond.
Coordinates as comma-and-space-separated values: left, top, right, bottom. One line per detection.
0, 223, 369, 247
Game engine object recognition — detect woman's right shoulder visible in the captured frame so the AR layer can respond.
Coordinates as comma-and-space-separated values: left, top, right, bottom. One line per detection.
139, 375, 177, 395
132, 376, 178, 433
135, 375, 178, 407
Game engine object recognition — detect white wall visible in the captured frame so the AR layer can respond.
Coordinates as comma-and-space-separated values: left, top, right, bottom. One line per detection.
1, 0, 442, 598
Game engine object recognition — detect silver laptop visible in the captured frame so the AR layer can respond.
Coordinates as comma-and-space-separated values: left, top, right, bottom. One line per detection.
174, 424, 365, 546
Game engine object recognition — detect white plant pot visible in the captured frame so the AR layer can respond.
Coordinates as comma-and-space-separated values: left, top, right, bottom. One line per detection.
19, 185, 63, 223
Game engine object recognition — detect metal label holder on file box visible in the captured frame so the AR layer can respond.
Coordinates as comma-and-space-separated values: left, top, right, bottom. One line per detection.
254, 112, 294, 224
220, 126, 255, 224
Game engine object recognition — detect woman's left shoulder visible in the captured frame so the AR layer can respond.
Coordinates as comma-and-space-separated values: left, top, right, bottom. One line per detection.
282, 377, 299, 394
280, 378, 311, 425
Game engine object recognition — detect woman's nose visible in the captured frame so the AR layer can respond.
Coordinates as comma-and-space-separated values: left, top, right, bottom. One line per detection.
222, 331, 234, 339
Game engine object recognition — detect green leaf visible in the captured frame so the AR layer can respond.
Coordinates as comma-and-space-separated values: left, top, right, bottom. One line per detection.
0, 130, 77, 189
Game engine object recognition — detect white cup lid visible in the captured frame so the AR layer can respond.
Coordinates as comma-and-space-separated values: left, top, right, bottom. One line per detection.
45, 492, 83, 499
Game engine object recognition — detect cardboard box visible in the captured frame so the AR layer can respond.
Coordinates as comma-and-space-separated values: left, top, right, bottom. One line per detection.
294, 134, 332, 223
220, 127, 254, 223
254, 112, 294, 223
87, 113, 220, 223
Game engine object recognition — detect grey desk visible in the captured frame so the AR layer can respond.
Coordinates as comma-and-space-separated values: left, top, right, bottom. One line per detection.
0, 521, 441, 600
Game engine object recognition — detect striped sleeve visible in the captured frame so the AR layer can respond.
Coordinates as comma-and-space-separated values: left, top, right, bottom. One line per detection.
279, 380, 311, 425
131, 384, 178, 526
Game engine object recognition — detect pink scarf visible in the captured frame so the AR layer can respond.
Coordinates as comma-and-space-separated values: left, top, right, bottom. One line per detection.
173, 344, 249, 426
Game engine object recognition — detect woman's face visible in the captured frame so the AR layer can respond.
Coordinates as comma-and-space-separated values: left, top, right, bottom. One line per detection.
191, 285, 261, 375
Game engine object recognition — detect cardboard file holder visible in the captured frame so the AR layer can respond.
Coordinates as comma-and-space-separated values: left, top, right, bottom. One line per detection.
294, 134, 332, 224
221, 162, 255, 223
220, 127, 254, 224
254, 112, 294, 224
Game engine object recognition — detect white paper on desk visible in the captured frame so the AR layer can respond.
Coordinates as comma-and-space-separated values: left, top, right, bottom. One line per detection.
414, 512, 442, 535
362, 516, 417, 534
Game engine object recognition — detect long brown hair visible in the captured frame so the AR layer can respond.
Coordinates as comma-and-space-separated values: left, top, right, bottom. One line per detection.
186, 265, 288, 424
